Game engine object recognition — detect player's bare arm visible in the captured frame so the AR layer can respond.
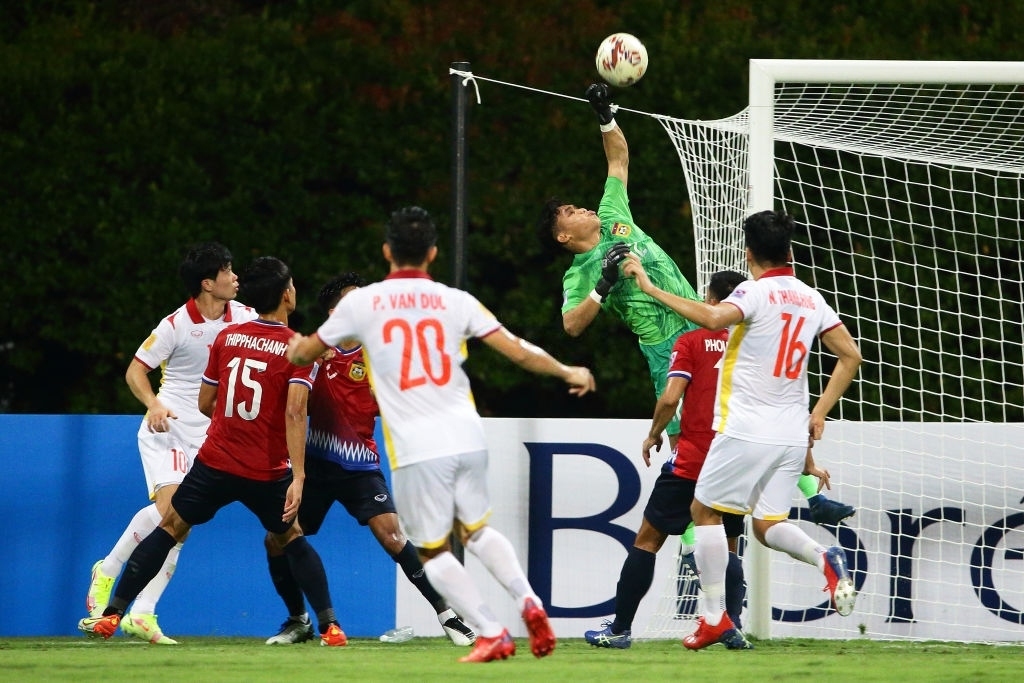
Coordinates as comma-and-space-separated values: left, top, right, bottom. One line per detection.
287, 332, 328, 367
642, 376, 687, 467
197, 381, 217, 418
809, 324, 862, 440
803, 447, 832, 493
126, 358, 177, 432
562, 296, 602, 337
624, 253, 740, 330
483, 327, 596, 396
282, 382, 309, 523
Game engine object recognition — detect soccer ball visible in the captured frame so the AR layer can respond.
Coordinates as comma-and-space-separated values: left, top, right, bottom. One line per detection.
595, 33, 648, 88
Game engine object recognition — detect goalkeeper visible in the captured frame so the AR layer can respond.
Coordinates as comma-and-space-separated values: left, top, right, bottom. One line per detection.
536, 82, 699, 451
537, 83, 855, 526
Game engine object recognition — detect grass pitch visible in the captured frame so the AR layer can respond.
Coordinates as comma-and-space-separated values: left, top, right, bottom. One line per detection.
2, 636, 1020, 682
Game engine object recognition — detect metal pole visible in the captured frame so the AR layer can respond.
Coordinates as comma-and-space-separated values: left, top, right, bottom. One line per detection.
450, 61, 470, 290
449, 61, 470, 563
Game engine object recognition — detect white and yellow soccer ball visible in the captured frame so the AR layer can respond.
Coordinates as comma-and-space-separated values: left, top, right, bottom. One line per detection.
595, 33, 648, 88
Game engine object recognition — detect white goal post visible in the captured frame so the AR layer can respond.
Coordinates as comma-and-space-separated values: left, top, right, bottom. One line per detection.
643, 60, 1024, 642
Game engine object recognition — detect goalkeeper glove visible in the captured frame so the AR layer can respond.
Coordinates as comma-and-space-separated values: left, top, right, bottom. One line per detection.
594, 242, 631, 299
586, 83, 615, 126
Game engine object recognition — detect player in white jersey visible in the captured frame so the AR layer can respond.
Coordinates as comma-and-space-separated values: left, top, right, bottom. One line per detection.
287, 206, 595, 663
80, 242, 256, 644
624, 210, 862, 650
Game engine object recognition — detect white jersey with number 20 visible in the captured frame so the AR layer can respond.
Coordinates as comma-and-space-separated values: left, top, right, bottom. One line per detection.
314, 271, 502, 469
714, 267, 844, 447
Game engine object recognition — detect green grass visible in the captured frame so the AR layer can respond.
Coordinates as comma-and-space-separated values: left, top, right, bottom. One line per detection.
2, 636, 1021, 682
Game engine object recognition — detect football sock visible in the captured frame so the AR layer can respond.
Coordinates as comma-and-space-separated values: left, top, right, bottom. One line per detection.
693, 524, 729, 625
283, 537, 335, 621
131, 541, 181, 614
267, 552, 306, 617
725, 552, 746, 630
101, 503, 162, 577
315, 611, 339, 635
797, 474, 819, 499
611, 546, 656, 633
392, 540, 447, 613
464, 526, 535, 608
763, 521, 826, 567
424, 551, 504, 638
106, 526, 177, 616
681, 523, 696, 554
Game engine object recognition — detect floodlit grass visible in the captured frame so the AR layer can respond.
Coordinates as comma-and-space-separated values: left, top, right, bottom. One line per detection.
2, 636, 1021, 682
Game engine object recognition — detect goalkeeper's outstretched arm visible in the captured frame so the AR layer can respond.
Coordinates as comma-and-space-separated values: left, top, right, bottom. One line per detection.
586, 83, 628, 186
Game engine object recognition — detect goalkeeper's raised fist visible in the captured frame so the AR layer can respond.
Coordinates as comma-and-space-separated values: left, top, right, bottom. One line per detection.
594, 242, 631, 299
586, 83, 615, 126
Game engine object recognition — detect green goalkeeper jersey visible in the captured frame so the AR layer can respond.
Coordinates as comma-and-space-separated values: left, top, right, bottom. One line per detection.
560, 177, 700, 346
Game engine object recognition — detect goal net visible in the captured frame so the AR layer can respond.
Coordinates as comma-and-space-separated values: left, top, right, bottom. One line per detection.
642, 60, 1024, 642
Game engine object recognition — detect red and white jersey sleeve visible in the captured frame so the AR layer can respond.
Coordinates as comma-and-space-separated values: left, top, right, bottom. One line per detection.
315, 271, 502, 469
132, 299, 256, 428
713, 267, 843, 447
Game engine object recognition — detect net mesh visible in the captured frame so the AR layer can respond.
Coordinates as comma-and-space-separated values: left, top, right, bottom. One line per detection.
643, 77, 1024, 642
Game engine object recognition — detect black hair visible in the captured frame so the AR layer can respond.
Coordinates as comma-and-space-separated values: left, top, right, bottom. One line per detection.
238, 256, 292, 314
536, 197, 564, 252
743, 210, 795, 266
178, 242, 233, 298
386, 206, 437, 266
707, 270, 747, 302
317, 272, 367, 314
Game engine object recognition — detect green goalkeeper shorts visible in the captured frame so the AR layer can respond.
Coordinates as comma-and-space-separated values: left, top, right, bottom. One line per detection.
640, 335, 680, 437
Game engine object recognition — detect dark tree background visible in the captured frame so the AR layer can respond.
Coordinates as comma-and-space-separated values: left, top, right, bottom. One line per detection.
1, 0, 1021, 415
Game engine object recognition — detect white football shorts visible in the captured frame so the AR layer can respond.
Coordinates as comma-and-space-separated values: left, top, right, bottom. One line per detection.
391, 450, 492, 549
136, 417, 208, 499
694, 434, 805, 522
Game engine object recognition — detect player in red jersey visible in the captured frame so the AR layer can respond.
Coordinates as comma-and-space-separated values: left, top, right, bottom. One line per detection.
584, 271, 753, 650
263, 273, 475, 646
79, 257, 347, 646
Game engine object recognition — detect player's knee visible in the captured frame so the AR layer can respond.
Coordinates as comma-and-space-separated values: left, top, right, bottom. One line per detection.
634, 518, 667, 552
369, 514, 406, 554
273, 522, 305, 551
690, 500, 718, 526
751, 518, 776, 546
418, 545, 446, 562
264, 531, 284, 556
